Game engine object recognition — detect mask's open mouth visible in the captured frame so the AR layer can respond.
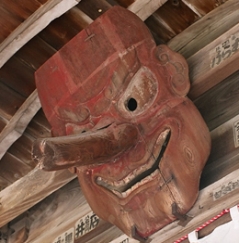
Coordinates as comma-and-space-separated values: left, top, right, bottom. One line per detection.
95, 129, 171, 198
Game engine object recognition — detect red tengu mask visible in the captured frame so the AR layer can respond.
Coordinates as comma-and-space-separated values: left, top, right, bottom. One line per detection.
33, 6, 211, 241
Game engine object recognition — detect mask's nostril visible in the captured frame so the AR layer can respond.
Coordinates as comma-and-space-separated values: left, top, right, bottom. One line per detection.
127, 98, 137, 111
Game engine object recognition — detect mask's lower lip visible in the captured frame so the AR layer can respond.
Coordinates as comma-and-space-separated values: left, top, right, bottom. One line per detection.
95, 129, 171, 198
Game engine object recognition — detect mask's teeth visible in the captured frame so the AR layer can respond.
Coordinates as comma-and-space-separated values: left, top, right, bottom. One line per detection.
96, 129, 171, 198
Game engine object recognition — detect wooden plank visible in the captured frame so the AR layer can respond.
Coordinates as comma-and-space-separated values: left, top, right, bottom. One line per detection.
0, 152, 32, 184
0, 176, 10, 191
195, 70, 239, 131
168, 0, 239, 58
16, 177, 126, 243
201, 114, 239, 188
150, 167, 239, 243
14, 36, 56, 71
145, 0, 200, 43
0, 167, 76, 228
78, 0, 168, 22
77, 0, 112, 19
0, 90, 41, 160
8, 134, 39, 168
188, 23, 239, 99
181, 0, 228, 17
0, 56, 36, 98
25, 110, 51, 139
128, 0, 168, 21
37, 7, 92, 50
0, 83, 26, 121
0, 0, 81, 68
0, 5, 23, 43
20, 179, 108, 243
0, 0, 47, 21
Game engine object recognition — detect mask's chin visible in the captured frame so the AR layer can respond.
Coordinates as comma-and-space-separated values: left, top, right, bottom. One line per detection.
95, 128, 171, 199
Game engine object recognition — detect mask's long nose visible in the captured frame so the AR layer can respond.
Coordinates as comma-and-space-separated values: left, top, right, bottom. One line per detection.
32, 123, 138, 171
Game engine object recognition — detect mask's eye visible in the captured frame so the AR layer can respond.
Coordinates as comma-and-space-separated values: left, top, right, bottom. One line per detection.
126, 97, 138, 111
118, 66, 158, 116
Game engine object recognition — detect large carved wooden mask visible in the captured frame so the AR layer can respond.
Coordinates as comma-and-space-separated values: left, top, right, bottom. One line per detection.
33, 6, 211, 241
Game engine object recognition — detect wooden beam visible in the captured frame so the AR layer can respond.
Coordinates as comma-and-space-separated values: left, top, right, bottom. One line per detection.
0, 90, 40, 160
181, 0, 204, 17
181, 0, 227, 17
77, 0, 112, 20
201, 114, 239, 188
0, 0, 81, 68
168, 0, 239, 58
22, 179, 112, 243
128, 0, 168, 21
151, 166, 239, 242
188, 23, 239, 99
195, 70, 239, 131
0, 167, 76, 228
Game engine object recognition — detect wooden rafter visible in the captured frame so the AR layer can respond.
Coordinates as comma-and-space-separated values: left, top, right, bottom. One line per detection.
0, 166, 76, 228
0, 0, 81, 68
168, 0, 239, 58
153, 167, 239, 242
128, 0, 168, 20
0, 90, 40, 160
188, 22, 239, 99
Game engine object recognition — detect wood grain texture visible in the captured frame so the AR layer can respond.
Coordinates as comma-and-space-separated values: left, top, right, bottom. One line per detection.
0, 176, 10, 191
0, 82, 25, 121
23, 179, 111, 243
151, 168, 239, 242
0, 167, 76, 228
8, 135, 36, 168
0, 90, 41, 160
25, 110, 51, 139
0, 0, 81, 68
128, 0, 168, 21
195, 70, 239, 131
145, 0, 199, 43
168, 0, 239, 58
0, 56, 36, 97
78, 0, 112, 19
182, 0, 228, 16
188, 23, 239, 99
201, 114, 239, 188
0, 152, 32, 184
0, 0, 47, 23
37, 7, 92, 50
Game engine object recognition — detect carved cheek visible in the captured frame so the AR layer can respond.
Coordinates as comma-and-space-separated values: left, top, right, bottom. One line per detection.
183, 144, 195, 166
180, 138, 205, 174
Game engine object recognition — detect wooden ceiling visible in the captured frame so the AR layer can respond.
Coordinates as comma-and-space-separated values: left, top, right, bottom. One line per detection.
0, 0, 239, 242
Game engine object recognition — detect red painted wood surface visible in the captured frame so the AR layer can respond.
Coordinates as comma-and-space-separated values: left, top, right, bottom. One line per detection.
33, 6, 211, 240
